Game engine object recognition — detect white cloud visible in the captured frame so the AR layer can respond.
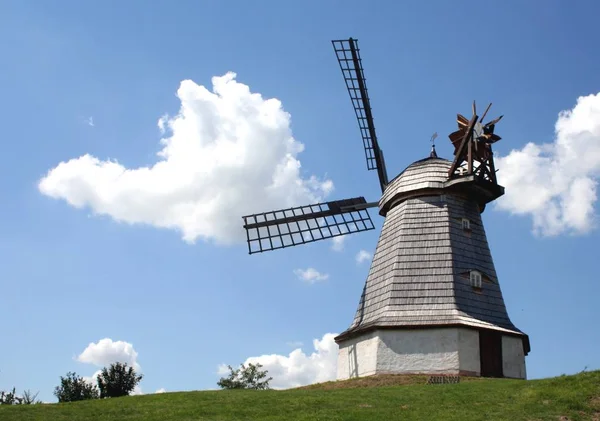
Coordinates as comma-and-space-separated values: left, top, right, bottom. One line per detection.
217, 364, 230, 376
331, 236, 345, 251
155, 388, 166, 394
77, 338, 141, 372
82, 369, 102, 387
495, 92, 600, 236
86, 116, 94, 127
293, 267, 329, 284
157, 114, 168, 135
39, 72, 333, 244
220, 333, 338, 389
76, 338, 144, 396
355, 249, 372, 264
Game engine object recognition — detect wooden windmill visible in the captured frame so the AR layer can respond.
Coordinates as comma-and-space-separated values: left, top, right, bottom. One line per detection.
242, 38, 530, 379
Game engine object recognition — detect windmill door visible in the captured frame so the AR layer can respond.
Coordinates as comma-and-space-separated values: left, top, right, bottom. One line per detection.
479, 330, 503, 377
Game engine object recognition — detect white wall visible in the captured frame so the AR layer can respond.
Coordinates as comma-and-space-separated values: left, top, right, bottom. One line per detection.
337, 328, 527, 380
338, 328, 471, 379
376, 329, 461, 374
337, 331, 379, 380
458, 328, 480, 375
502, 335, 527, 379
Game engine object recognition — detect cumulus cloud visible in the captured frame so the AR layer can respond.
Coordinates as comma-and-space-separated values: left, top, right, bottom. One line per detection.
77, 338, 143, 395
495, 93, 600, 236
39, 72, 333, 244
293, 268, 329, 284
219, 333, 338, 389
82, 369, 102, 387
331, 236, 345, 251
155, 388, 166, 394
355, 249, 372, 264
77, 338, 141, 372
217, 364, 230, 376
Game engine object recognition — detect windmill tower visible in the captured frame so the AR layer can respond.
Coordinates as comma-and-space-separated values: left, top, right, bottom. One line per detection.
242, 38, 530, 379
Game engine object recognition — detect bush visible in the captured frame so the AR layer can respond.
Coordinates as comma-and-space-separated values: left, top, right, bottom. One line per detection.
217, 362, 272, 390
21, 390, 41, 405
0, 388, 20, 405
54, 372, 99, 402
97, 362, 143, 398
0, 388, 41, 405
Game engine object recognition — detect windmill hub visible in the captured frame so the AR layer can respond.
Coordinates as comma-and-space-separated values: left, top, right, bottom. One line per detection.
242, 38, 530, 381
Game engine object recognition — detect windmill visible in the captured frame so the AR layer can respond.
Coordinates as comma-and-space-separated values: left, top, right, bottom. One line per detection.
242, 38, 530, 380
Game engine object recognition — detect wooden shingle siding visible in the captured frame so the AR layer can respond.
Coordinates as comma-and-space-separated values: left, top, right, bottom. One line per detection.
337, 157, 527, 343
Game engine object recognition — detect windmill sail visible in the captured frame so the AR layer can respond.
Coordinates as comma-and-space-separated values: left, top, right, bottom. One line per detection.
242, 197, 376, 254
332, 38, 389, 192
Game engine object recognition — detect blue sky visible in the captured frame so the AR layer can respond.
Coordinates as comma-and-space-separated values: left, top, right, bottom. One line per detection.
1, 0, 600, 402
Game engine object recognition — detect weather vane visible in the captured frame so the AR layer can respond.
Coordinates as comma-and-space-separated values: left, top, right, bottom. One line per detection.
430, 132, 438, 157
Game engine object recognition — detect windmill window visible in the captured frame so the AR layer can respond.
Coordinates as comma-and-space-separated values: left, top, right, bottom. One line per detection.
462, 218, 471, 231
470, 270, 482, 288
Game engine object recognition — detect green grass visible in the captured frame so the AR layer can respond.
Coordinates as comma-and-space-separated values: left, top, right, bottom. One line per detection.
2, 371, 599, 421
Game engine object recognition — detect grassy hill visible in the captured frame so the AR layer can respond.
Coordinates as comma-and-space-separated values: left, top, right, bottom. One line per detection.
1, 370, 599, 421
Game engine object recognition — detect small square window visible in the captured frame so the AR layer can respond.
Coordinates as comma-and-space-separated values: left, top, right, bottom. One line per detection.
470, 270, 482, 288
462, 218, 471, 230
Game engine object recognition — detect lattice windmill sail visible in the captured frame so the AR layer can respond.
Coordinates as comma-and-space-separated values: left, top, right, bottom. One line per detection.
242, 38, 386, 254
242, 38, 530, 380
242, 197, 376, 254
331, 38, 389, 191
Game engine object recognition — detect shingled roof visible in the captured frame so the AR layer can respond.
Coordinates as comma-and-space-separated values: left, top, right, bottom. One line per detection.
336, 157, 529, 352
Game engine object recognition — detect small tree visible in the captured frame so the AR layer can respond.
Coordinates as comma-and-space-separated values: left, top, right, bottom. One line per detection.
20, 390, 41, 405
217, 362, 272, 390
0, 388, 20, 405
54, 372, 99, 402
97, 362, 143, 398
0, 389, 40, 405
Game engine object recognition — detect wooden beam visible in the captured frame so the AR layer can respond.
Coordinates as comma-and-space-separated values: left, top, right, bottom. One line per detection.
448, 113, 478, 177
468, 137, 473, 174
488, 149, 497, 184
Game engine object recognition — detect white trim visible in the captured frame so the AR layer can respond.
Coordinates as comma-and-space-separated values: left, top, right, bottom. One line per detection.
462, 218, 471, 230
470, 270, 482, 288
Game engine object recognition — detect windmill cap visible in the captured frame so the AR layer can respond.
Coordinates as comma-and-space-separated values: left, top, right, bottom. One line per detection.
378, 156, 504, 216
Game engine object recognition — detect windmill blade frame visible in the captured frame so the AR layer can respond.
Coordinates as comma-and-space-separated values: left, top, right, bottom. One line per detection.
242, 197, 377, 254
332, 38, 389, 192
447, 101, 504, 185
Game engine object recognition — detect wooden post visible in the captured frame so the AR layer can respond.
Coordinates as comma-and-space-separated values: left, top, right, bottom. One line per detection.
467, 138, 473, 175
